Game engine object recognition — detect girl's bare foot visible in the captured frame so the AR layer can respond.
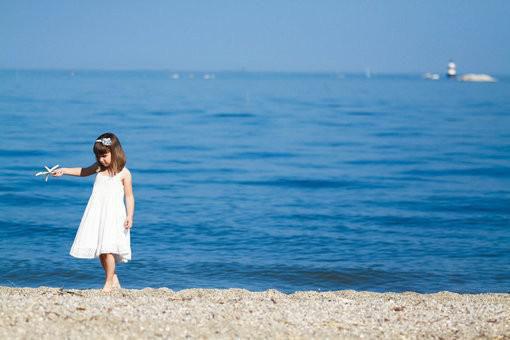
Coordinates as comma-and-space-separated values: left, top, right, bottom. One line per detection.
102, 281, 114, 292
113, 274, 121, 289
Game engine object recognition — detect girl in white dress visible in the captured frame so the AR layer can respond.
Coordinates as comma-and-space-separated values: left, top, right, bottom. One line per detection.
52, 132, 135, 292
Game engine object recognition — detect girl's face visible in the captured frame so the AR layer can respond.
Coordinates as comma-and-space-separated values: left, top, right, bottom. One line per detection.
98, 152, 112, 167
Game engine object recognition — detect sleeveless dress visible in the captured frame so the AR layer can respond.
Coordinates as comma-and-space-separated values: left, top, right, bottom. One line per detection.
69, 167, 131, 263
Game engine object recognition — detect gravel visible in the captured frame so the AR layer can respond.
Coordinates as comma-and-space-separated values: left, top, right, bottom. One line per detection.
0, 286, 508, 339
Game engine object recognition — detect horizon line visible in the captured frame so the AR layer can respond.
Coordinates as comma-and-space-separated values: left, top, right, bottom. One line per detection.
0, 67, 507, 77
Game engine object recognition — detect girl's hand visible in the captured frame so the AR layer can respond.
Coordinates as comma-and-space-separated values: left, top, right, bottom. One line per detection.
52, 168, 64, 177
124, 216, 133, 229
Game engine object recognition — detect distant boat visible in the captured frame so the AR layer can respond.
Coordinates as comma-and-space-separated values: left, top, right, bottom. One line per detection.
447, 60, 457, 78
423, 73, 440, 80
171, 73, 180, 80
459, 73, 497, 83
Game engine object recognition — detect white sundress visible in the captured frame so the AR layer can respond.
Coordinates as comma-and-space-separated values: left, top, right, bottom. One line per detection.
70, 167, 131, 263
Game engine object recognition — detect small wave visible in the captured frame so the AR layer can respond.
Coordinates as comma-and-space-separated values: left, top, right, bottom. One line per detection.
347, 159, 422, 166
401, 166, 510, 178
161, 145, 212, 152
181, 262, 442, 292
373, 131, 426, 138
211, 112, 256, 118
135, 167, 238, 175
0, 192, 65, 207
145, 110, 175, 116
235, 178, 385, 190
375, 196, 510, 215
0, 149, 51, 157
224, 151, 297, 160
95, 110, 126, 117
0, 95, 53, 104
0, 220, 70, 237
346, 111, 376, 116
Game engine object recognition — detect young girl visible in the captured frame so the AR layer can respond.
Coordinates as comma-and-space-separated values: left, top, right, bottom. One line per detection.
52, 132, 134, 292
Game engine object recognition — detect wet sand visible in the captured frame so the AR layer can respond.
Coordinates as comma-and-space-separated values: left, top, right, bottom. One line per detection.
0, 286, 508, 339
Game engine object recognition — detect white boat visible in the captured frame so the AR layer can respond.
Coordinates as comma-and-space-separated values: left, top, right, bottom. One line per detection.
447, 60, 457, 78
423, 73, 440, 80
459, 73, 497, 83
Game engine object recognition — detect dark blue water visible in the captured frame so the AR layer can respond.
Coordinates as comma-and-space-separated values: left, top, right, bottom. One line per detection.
0, 70, 509, 293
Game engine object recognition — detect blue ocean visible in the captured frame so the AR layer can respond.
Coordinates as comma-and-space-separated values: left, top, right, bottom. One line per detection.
0, 70, 509, 293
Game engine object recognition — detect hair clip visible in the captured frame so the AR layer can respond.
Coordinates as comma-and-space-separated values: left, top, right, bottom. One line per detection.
96, 137, 112, 146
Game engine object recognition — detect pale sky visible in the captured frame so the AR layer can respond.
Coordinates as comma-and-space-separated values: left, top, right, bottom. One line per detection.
1, 1, 509, 74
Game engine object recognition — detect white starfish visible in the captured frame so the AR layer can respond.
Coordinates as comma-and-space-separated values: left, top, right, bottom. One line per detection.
35, 164, 60, 182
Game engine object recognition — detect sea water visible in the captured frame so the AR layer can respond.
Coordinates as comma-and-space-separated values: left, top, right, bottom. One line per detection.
0, 70, 509, 293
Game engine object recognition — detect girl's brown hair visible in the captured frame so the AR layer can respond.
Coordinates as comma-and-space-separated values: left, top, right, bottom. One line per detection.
93, 132, 126, 175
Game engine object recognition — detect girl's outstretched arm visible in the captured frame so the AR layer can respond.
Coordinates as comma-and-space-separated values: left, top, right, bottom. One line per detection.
122, 169, 135, 229
53, 163, 99, 177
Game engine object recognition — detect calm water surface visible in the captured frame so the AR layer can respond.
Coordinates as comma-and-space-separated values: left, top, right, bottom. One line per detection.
0, 70, 509, 292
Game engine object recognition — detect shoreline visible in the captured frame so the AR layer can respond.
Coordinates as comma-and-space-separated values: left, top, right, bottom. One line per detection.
1, 286, 508, 338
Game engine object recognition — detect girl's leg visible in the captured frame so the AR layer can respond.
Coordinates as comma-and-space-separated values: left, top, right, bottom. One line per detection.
100, 254, 121, 289
99, 254, 106, 271
102, 253, 116, 292
113, 272, 121, 289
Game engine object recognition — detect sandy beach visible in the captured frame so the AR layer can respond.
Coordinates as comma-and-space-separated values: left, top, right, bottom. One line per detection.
0, 287, 508, 339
